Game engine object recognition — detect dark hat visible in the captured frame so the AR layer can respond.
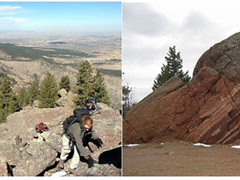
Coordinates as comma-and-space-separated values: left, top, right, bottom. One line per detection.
85, 98, 92, 104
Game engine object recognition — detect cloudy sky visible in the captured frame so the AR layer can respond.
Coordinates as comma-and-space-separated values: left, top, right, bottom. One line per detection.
123, 0, 240, 102
0, 2, 121, 33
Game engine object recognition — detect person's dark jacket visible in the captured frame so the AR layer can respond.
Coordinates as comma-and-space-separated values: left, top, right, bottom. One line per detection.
69, 123, 99, 158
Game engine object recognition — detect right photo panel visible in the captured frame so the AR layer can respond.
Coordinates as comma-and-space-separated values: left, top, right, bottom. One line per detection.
122, 0, 240, 176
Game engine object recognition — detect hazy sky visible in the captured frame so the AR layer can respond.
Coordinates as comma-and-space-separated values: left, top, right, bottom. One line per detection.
123, 0, 240, 102
0, 2, 122, 33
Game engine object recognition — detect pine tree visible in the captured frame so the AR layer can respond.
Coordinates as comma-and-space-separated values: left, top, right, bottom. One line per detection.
28, 73, 40, 105
0, 109, 6, 124
59, 75, 70, 92
152, 46, 191, 91
93, 69, 110, 106
38, 71, 59, 108
73, 60, 95, 107
17, 87, 28, 107
0, 78, 18, 123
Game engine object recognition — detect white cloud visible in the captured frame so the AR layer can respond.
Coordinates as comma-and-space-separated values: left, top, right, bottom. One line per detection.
0, 5, 22, 15
123, 3, 172, 37
0, 5, 28, 29
123, 1, 240, 102
0, 17, 28, 24
182, 11, 215, 33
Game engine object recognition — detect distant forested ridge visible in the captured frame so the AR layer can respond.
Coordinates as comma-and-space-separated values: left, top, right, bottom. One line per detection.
0, 42, 92, 60
48, 41, 68, 45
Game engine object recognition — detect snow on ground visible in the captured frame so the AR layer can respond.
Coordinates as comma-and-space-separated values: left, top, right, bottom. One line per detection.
193, 143, 211, 147
125, 142, 240, 151
231, 145, 240, 149
125, 144, 140, 147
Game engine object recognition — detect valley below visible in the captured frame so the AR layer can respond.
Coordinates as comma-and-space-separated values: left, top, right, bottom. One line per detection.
0, 32, 122, 109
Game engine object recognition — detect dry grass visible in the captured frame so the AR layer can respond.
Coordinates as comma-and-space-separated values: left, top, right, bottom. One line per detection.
123, 141, 240, 176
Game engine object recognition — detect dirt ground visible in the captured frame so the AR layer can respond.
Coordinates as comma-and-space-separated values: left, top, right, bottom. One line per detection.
123, 141, 240, 176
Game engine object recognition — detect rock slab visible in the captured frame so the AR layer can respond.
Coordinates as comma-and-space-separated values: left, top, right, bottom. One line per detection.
123, 32, 240, 145
0, 103, 121, 176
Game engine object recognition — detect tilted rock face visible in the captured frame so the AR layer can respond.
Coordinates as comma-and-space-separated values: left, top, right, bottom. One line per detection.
123, 32, 240, 145
0, 103, 121, 176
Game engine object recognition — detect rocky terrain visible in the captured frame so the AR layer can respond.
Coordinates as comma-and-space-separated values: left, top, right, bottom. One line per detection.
123, 32, 240, 145
0, 90, 122, 176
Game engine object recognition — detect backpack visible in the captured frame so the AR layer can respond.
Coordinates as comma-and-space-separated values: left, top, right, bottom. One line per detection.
73, 108, 90, 120
89, 97, 97, 104
63, 115, 79, 132
63, 108, 90, 141
35, 122, 48, 133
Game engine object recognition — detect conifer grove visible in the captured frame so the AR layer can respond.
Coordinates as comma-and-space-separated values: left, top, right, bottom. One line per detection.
0, 60, 110, 123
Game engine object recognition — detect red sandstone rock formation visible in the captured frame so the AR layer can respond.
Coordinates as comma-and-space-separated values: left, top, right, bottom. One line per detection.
123, 32, 240, 145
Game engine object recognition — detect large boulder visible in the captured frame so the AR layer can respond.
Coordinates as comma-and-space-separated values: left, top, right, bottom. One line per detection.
55, 89, 76, 107
123, 32, 240, 145
13, 142, 58, 176
0, 151, 8, 176
6, 107, 73, 146
0, 103, 121, 176
7, 107, 73, 134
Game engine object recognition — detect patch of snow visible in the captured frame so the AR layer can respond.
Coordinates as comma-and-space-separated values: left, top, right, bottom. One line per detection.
193, 143, 211, 147
231, 145, 240, 149
51, 170, 67, 177
125, 144, 140, 147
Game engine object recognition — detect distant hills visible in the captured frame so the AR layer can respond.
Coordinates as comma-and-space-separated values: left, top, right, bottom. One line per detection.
48, 41, 68, 45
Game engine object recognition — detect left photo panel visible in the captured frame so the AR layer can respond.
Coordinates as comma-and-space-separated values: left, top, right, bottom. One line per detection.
0, 2, 122, 176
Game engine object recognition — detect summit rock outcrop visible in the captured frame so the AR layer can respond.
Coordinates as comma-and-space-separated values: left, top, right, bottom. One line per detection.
0, 103, 121, 176
123, 32, 240, 145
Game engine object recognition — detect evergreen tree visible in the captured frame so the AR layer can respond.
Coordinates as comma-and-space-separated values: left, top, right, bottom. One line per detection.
0, 78, 18, 123
38, 71, 59, 108
17, 87, 28, 108
0, 109, 6, 124
93, 69, 110, 106
59, 75, 71, 92
0, 72, 17, 86
152, 46, 191, 91
73, 60, 95, 107
28, 73, 40, 105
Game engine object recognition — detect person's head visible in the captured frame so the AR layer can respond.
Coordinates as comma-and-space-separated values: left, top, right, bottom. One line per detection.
82, 116, 93, 131
85, 99, 93, 109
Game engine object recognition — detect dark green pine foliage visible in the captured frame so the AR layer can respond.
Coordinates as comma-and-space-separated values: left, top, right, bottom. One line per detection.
0, 78, 19, 123
93, 69, 110, 106
59, 75, 71, 92
73, 60, 95, 107
28, 73, 40, 105
38, 71, 59, 108
152, 46, 191, 91
17, 87, 29, 108
17, 74, 39, 108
